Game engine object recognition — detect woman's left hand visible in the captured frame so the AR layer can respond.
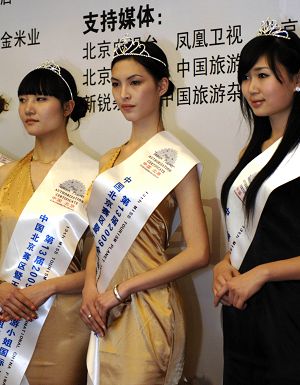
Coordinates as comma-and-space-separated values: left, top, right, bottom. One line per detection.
81, 284, 121, 337
215, 266, 267, 310
93, 289, 121, 332
0, 281, 54, 321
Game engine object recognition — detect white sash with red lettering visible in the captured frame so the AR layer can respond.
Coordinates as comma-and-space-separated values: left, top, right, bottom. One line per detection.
86, 131, 202, 384
0, 146, 98, 385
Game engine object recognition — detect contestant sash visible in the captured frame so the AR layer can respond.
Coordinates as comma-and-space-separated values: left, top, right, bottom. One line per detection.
0, 146, 98, 385
86, 131, 202, 384
227, 139, 300, 269
0, 153, 12, 166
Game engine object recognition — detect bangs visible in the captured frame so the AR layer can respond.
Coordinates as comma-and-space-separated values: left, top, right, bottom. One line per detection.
237, 35, 300, 85
18, 69, 69, 100
238, 36, 281, 84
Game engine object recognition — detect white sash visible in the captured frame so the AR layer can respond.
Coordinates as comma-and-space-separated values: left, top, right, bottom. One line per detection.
227, 139, 300, 269
0, 146, 98, 385
86, 131, 201, 384
0, 153, 12, 166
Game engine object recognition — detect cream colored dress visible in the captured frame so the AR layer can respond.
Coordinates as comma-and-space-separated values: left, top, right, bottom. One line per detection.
98, 148, 185, 385
0, 152, 90, 385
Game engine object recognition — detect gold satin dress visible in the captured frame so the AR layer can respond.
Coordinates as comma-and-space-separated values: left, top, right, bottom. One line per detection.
98, 148, 185, 385
0, 152, 90, 385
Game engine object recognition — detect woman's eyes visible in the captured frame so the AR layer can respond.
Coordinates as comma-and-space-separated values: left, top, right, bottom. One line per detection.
242, 73, 269, 81
258, 73, 269, 79
111, 80, 142, 87
131, 80, 141, 86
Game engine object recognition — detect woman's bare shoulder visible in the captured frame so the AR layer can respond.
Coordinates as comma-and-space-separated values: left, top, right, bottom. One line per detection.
0, 161, 18, 187
238, 145, 248, 160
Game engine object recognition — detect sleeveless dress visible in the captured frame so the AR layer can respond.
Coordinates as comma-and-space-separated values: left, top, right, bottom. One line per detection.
0, 152, 90, 385
98, 147, 185, 385
223, 177, 300, 385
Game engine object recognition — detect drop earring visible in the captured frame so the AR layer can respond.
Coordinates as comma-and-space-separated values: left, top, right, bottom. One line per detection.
295, 86, 300, 92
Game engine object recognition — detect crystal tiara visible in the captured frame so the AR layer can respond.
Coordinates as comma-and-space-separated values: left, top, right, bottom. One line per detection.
113, 36, 167, 67
36, 60, 73, 100
257, 18, 290, 40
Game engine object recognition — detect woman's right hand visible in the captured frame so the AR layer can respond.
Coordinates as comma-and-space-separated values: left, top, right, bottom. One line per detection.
213, 255, 240, 306
0, 282, 37, 321
80, 283, 107, 337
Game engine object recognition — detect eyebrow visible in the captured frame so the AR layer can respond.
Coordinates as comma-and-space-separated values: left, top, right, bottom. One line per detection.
111, 74, 143, 81
252, 66, 270, 71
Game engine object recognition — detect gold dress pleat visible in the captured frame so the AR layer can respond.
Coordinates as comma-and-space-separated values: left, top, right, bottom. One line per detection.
98, 148, 185, 385
0, 152, 90, 385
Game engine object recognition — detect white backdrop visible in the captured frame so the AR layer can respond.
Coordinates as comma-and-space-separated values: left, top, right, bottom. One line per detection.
1, 1, 300, 384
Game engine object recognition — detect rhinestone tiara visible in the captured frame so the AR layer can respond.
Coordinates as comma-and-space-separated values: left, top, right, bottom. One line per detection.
36, 60, 73, 99
113, 36, 167, 67
257, 18, 290, 40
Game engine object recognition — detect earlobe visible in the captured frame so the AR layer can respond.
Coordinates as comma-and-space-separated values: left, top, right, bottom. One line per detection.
63, 100, 75, 117
294, 72, 300, 92
158, 78, 169, 97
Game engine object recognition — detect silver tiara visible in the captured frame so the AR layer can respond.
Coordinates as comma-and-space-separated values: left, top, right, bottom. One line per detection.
257, 18, 290, 40
36, 60, 73, 100
113, 36, 167, 67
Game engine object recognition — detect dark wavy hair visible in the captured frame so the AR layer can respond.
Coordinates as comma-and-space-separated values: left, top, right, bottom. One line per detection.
18, 66, 88, 124
111, 40, 175, 98
221, 31, 300, 219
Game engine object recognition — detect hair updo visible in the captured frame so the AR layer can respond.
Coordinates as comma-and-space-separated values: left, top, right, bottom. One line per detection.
0, 96, 8, 114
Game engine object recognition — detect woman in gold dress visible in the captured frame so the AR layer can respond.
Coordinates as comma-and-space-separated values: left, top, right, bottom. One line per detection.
0, 62, 97, 384
81, 38, 210, 385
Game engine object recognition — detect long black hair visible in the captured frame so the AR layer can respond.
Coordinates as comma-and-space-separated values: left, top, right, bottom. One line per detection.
18, 66, 88, 123
221, 31, 300, 219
